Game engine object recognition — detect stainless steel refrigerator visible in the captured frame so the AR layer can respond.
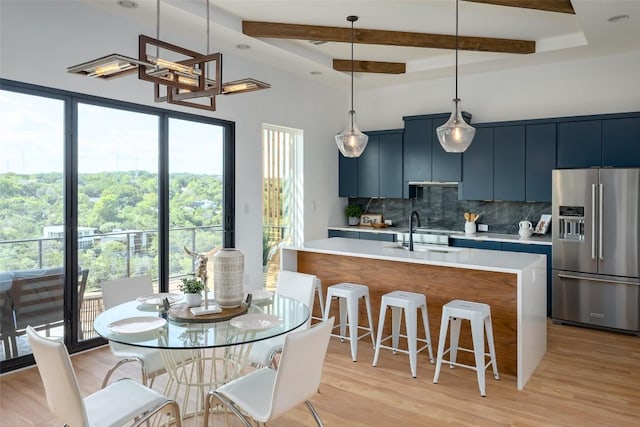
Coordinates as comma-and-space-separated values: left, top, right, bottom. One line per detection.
552, 168, 640, 334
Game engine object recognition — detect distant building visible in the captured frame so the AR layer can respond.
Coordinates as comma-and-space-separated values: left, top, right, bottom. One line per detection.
43, 225, 97, 249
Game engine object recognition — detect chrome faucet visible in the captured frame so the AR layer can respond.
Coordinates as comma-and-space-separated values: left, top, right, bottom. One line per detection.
409, 211, 420, 251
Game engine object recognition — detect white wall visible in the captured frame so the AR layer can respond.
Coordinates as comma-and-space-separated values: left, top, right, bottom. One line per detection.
356, 49, 640, 131
0, 0, 345, 289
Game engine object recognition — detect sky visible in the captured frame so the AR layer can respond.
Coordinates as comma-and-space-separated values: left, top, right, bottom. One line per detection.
0, 90, 224, 175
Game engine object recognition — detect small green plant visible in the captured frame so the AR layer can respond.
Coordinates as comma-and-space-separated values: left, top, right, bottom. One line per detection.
178, 276, 204, 294
345, 204, 363, 218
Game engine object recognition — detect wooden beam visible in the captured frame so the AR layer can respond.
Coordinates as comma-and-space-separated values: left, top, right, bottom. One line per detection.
243, 21, 535, 54
333, 59, 406, 74
464, 0, 575, 14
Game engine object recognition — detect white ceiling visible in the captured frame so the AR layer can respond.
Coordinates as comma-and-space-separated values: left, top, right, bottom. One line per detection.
80, 0, 640, 90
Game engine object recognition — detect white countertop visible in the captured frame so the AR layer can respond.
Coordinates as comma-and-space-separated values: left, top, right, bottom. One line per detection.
293, 238, 544, 274
328, 225, 552, 245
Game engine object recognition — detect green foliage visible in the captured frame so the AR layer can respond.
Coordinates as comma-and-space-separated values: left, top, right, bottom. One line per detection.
178, 276, 204, 293
345, 204, 362, 218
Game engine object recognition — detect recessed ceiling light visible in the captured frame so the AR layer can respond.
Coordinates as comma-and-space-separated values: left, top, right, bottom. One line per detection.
310, 71, 323, 76
236, 44, 251, 50
309, 40, 328, 46
118, 0, 138, 9
608, 14, 630, 23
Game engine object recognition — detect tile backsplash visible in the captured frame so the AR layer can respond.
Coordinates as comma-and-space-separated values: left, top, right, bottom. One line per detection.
349, 186, 551, 234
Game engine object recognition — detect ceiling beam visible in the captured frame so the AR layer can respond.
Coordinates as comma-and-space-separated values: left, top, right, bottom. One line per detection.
333, 59, 406, 74
243, 21, 535, 54
464, 0, 575, 14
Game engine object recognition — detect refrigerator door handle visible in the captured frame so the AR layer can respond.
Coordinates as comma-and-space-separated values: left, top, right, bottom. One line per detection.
599, 183, 604, 261
557, 273, 640, 286
591, 184, 597, 259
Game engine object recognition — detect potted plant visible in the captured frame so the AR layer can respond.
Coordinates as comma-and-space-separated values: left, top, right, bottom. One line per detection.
178, 276, 204, 307
345, 204, 363, 226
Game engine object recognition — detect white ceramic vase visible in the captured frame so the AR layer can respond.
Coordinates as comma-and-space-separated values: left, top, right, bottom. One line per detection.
184, 292, 202, 308
213, 248, 244, 308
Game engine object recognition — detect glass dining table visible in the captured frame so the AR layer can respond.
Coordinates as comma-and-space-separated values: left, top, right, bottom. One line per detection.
94, 293, 310, 423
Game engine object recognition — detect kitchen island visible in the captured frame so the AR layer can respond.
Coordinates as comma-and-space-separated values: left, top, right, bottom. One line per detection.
281, 237, 547, 390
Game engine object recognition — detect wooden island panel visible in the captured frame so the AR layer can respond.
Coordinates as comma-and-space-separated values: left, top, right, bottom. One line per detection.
298, 251, 519, 376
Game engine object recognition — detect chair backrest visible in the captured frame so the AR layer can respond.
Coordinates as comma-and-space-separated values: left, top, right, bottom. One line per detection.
274, 270, 317, 327
101, 275, 153, 309
269, 317, 334, 420
10, 272, 65, 331
26, 326, 88, 426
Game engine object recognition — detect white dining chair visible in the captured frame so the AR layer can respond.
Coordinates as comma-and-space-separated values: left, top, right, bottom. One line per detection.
100, 275, 187, 388
204, 317, 334, 427
247, 270, 318, 368
26, 326, 182, 427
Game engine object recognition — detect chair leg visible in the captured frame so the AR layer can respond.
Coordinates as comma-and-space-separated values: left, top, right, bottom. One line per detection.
420, 305, 434, 363
347, 296, 359, 361
206, 391, 253, 427
305, 400, 324, 427
131, 399, 182, 427
433, 313, 449, 384
372, 302, 388, 367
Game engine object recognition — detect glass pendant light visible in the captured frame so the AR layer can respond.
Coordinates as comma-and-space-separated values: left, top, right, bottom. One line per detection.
336, 16, 368, 158
437, 0, 475, 153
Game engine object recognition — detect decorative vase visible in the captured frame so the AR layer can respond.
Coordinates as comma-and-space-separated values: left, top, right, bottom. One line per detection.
213, 248, 244, 308
184, 292, 202, 308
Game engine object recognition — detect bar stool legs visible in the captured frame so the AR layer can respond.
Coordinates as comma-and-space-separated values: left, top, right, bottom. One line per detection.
433, 300, 499, 396
324, 283, 375, 362
372, 291, 434, 378
311, 278, 325, 322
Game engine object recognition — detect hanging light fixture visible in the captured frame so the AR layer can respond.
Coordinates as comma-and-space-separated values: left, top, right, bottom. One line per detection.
436, 0, 475, 153
335, 15, 368, 158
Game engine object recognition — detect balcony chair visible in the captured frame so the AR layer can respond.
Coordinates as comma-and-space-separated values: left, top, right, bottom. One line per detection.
27, 326, 182, 427
247, 270, 318, 368
204, 317, 335, 427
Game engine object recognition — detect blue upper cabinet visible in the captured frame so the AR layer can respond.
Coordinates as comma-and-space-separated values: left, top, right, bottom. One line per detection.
357, 133, 380, 198
461, 126, 494, 200
494, 125, 525, 201
556, 120, 602, 168
525, 123, 556, 202
602, 117, 640, 167
403, 117, 432, 182
379, 130, 404, 198
338, 153, 358, 197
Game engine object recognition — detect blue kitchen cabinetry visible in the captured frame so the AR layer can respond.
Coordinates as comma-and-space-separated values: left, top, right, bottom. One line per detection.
556, 120, 602, 168
328, 229, 395, 242
460, 126, 494, 201
450, 237, 552, 316
354, 129, 404, 199
402, 113, 469, 198
448, 238, 502, 250
525, 123, 556, 202
338, 154, 358, 197
602, 117, 640, 167
494, 125, 525, 201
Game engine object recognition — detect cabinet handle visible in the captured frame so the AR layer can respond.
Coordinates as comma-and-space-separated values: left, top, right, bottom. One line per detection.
557, 273, 640, 286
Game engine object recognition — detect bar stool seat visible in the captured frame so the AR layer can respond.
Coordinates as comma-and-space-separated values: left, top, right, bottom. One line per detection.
323, 283, 375, 362
372, 290, 434, 378
433, 299, 500, 396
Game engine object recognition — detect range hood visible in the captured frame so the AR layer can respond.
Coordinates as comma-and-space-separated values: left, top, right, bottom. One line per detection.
408, 181, 459, 187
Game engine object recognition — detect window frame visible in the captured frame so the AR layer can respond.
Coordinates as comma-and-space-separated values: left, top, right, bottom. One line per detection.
0, 78, 235, 373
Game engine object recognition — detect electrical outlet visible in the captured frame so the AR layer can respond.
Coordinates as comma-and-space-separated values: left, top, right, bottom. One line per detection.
478, 224, 489, 232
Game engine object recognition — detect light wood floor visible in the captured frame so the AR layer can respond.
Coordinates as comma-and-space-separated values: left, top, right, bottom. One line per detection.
1, 321, 639, 426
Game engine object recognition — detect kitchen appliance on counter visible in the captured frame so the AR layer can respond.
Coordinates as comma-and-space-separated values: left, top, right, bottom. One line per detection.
552, 168, 640, 334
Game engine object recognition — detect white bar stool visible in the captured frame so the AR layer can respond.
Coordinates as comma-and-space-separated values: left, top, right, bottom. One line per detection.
312, 278, 325, 322
433, 299, 500, 396
323, 283, 375, 362
372, 290, 434, 378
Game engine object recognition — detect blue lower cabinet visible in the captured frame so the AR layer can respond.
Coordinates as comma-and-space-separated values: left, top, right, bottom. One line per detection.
360, 233, 395, 242
500, 242, 552, 317
328, 230, 360, 239
448, 238, 502, 250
